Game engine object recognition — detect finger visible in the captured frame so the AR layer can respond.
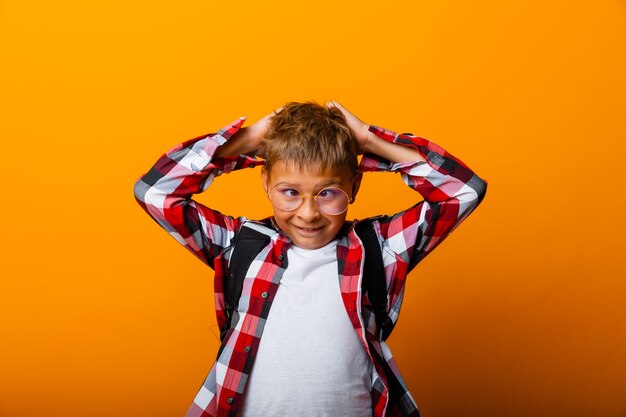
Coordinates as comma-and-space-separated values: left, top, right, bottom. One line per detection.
330, 100, 343, 109
329, 101, 350, 117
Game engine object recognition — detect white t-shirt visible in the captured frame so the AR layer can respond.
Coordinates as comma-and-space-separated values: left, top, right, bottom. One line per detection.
238, 239, 373, 417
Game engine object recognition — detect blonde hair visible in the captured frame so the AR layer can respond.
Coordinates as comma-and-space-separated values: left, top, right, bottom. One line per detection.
263, 101, 358, 175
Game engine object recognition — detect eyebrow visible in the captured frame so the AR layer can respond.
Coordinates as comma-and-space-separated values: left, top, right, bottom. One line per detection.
274, 180, 343, 188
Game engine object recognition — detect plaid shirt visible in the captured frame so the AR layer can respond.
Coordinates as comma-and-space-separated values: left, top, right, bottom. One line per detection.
133, 116, 487, 417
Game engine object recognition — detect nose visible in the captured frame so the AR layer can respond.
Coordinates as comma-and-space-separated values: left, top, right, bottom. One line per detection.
296, 196, 321, 222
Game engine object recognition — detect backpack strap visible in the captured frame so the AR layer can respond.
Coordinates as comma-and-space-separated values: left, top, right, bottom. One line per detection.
221, 223, 271, 341
355, 219, 395, 341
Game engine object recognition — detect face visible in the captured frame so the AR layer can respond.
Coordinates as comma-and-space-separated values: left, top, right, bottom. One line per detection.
262, 161, 362, 249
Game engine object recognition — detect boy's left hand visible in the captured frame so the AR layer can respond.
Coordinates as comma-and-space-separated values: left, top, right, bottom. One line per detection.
327, 100, 425, 164
326, 100, 371, 154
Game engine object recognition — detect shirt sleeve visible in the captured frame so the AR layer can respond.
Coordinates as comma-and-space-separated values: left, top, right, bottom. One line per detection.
359, 124, 488, 273
132, 116, 264, 269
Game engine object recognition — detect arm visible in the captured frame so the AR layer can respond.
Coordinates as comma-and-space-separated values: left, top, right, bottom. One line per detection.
328, 101, 488, 271
362, 125, 487, 271
132, 113, 272, 268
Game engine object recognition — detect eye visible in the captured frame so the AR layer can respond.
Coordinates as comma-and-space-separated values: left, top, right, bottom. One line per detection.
279, 188, 301, 198
318, 188, 340, 200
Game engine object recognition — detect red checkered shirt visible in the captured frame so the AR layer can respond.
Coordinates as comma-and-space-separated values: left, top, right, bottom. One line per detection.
133, 116, 487, 417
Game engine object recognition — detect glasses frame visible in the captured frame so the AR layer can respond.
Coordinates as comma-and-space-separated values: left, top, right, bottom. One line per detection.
266, 184, 352, 215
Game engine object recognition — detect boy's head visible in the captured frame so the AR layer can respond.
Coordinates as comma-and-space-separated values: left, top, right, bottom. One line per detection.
261, 101, 362, 249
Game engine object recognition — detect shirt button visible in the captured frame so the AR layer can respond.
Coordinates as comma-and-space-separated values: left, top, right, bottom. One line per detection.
261, 291, 269, 299
226, 397, 234, 404
278, 254, 284, 261
244, 346, 251, 353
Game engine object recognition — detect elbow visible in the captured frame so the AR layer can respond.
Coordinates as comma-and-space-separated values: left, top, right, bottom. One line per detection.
461, 173, 487, 209
475, 176, 488, 206
133, 175, 149, 206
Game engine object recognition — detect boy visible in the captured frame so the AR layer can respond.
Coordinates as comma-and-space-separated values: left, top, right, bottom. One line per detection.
133, 101, 487, 417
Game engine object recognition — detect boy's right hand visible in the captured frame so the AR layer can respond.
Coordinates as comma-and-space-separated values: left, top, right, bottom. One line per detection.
214, 108, 281, 159
245, 108, 282, 159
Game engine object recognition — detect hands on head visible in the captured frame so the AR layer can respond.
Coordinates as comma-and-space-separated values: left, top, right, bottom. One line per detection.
244, 107, 282, 159
214, 107, 281, 159
325, 101, 371, 155
220, 101, 372, 160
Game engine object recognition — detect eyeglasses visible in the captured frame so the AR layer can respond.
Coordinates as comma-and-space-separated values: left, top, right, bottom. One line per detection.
267, 184, 351, 215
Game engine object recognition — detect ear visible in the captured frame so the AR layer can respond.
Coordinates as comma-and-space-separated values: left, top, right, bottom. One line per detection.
350, 171, 363, 204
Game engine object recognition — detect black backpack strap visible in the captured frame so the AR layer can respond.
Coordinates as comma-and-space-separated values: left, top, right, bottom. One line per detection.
355, 219, 395, 341
221, 223, 271, 341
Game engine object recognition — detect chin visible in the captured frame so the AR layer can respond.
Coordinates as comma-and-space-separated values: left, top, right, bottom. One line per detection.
291, 235, 330, 249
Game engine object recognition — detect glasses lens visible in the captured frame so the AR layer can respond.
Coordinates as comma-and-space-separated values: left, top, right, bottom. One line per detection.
317, 187, 349, 215
269, 185, 302, 211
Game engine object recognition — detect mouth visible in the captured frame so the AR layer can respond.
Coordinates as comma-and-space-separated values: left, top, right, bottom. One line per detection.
294, 225, 325, 233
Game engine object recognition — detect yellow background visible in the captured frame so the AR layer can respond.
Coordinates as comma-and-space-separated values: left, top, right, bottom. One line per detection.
1, 1, 625, 416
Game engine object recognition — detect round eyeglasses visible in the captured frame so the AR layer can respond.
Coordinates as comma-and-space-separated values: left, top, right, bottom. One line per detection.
267, 185, 351, 215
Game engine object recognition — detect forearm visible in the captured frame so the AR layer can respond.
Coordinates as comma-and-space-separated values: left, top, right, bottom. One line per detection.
360, 125, 487, 206
137, 120, 248, 203
362, 127, 425, 164
133, 117, 261, 266
363, 125, 487, 271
